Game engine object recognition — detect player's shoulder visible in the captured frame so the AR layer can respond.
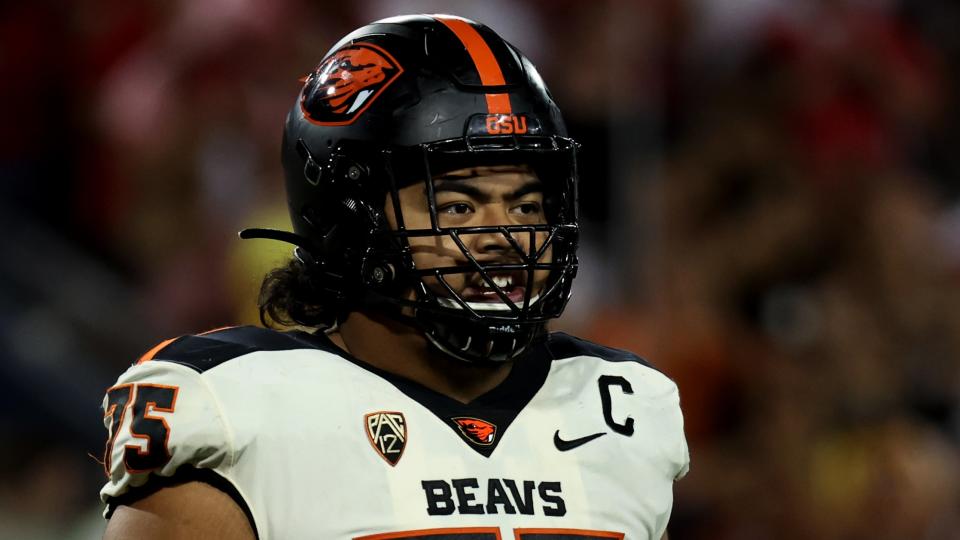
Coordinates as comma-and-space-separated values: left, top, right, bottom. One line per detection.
543, 332, 680, 401
543, 332, 655, 368
137, 325, 335, 374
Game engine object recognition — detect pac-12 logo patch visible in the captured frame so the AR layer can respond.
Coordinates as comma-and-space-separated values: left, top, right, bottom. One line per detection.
364, 411, 407, 466
452, 417, 497, 446
300, 42, 403, 126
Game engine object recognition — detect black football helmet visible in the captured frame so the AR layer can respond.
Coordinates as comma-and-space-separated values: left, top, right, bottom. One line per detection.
243, 14, 580, 363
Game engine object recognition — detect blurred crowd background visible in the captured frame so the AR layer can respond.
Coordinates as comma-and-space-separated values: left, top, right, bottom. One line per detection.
3, 0, 960, 538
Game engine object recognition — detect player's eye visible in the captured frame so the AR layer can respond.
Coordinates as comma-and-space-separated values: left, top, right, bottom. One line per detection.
439, 203, 473, 215
513, 202, 542, 215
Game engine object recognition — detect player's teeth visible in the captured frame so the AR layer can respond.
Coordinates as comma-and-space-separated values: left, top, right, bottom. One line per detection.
492, 276, 511, 288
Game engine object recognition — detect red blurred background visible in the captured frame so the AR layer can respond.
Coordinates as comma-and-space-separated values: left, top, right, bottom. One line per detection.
2, 1, 960, 538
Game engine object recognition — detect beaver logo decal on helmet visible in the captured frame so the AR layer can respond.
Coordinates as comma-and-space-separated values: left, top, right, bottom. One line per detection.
300, 42, 403, 125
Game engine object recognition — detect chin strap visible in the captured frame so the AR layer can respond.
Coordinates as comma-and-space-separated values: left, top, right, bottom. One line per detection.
360, 287, 530, 363
423, 313, 545, 363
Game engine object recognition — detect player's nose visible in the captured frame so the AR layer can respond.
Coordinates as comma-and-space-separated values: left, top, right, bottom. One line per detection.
473, 227, 514, 257
468, 204, 531, 259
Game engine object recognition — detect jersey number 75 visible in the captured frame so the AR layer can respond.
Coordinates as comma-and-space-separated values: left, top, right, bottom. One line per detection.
103, 383, 179, 477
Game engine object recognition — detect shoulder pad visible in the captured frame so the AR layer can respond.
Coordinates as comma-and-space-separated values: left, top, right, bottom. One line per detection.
544, 332, 656, 369
138, 326, 329, 373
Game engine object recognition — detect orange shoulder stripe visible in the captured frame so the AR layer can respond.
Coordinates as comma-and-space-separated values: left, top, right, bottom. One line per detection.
198, 325, 236, 336
136, 327, 235, 365
136, 337, 177, 365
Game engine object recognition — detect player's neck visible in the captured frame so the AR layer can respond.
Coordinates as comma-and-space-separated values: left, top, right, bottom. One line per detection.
330, 311, 512, 404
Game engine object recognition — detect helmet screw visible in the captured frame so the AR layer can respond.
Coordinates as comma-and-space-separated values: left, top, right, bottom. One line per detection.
371, 267, 386, 283
347, 165, 362, 180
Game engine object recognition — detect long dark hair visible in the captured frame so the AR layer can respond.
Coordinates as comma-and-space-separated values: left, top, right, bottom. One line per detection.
257, 258, 341, 330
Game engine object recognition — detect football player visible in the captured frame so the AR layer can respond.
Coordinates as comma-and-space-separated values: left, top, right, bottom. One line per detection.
100, 15, 688, 540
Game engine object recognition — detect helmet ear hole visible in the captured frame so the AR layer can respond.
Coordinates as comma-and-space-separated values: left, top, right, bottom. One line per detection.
341, 197, 359, 214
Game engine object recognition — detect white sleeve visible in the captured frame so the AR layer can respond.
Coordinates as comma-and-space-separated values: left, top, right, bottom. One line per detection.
99, 360, 235, 512
667, 381, 690, 481
641, 370, 690, 482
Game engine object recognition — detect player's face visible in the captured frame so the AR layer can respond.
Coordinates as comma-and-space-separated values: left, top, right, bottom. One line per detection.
385, 165, 552, 308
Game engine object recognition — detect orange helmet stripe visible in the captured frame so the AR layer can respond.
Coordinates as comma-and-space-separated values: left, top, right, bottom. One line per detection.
433, 15, 512, 114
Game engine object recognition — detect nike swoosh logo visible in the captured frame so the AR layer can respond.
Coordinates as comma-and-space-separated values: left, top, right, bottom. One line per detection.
553, 430, 606, 451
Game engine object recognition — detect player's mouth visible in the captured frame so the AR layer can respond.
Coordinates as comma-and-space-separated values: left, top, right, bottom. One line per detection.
461, 271, 529, 304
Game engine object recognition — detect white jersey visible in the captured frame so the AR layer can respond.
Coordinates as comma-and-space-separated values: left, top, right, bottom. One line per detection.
100, 327, 689, 539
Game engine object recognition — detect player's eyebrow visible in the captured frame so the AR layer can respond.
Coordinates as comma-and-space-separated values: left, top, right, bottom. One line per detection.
507, 180, 543, 200
431, 181, 488, 201
430, 179, 543, 202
